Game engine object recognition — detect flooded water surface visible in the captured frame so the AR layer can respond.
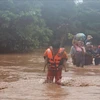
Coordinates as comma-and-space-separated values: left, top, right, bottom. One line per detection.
0, 52, 100, 100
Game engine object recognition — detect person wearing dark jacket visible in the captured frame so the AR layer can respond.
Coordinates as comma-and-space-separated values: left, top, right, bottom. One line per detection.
85, 43, 93, 65
93, 45, 100, 65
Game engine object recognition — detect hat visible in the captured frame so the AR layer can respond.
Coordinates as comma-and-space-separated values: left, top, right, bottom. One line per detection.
87, 35, 93, 40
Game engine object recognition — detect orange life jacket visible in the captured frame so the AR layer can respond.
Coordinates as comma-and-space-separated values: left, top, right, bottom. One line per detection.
47, 48, 64, 68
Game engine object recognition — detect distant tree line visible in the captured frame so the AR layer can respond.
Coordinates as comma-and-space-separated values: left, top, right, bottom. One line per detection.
0, 0, 100, 52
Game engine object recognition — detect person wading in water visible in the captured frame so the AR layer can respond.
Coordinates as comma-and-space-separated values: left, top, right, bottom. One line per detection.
43, 42, 68, 85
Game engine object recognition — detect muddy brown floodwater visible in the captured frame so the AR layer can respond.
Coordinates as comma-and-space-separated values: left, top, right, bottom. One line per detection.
0, 52, 100, 100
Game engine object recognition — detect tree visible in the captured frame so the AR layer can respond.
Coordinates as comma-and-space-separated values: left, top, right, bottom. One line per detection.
78, 0, 100, 44
41, 0, 76, 45
0, 0, 52, 52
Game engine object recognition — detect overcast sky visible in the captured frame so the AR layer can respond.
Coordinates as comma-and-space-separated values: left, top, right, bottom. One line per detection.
75, 0, 83, 4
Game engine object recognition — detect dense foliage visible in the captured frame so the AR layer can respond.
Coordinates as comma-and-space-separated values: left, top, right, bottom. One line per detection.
0, 0, 100, 52
0, 0, 52, 52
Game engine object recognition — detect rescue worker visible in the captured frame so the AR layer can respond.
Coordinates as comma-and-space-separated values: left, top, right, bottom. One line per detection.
43, 42, 68, 85
43, 46, 53, 72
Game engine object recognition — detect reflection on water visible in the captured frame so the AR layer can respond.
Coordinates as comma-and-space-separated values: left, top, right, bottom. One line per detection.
0, 53, 100, 100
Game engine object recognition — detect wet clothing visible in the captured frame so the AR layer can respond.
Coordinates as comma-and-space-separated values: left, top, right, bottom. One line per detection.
75, 45, 83, 52
85, 45, 93, 65
70, 46, 76, 55
75, 51, 85, 67
70, 46, 76, 65
85, 54, 93, 65
74, 45, 85, 67
44, 48, 68, 85
93, 48, 100, 65
46, 66, 62, 84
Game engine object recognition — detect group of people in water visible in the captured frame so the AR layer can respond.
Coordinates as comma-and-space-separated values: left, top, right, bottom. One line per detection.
70, 34, 100, 67
43, 33, 100, 85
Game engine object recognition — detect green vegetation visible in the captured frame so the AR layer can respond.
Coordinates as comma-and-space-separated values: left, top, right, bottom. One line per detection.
0, 0, 99, 52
